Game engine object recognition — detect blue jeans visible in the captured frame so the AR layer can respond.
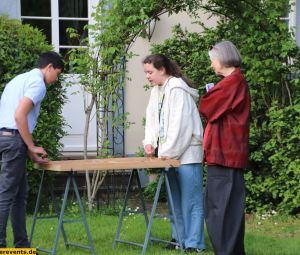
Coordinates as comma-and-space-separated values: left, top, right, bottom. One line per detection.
0, 133, 29, 248
167, 163, 205, 250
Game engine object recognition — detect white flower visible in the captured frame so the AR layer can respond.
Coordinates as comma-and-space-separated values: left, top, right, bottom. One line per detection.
271, 210, 277, 215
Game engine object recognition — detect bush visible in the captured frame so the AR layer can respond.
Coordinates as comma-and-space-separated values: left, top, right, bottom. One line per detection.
247, 102, 300, 214
149, 0, 300, 215
0, 16, 67, 212
143, 178, 167, 202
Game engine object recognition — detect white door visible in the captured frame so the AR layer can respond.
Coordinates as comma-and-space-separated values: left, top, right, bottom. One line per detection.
60, 75, 97, 156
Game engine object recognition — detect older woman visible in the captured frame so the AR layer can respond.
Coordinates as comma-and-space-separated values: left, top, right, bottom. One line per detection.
199, 41, 250, 255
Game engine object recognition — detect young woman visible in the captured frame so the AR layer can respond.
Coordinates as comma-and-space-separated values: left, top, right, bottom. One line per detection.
143, 54, 205, 253
199, 41, 250, 255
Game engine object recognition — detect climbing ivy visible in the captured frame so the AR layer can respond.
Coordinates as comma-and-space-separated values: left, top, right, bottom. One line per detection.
66, 0, 208, 210
67, 0, 300, 214
151, 0, 300, 214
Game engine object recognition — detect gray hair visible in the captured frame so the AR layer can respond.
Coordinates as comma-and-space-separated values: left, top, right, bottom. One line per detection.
208, 40, 242, 67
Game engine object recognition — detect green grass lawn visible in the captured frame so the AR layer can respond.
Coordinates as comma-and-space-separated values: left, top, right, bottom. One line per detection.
6, 212, 300, 255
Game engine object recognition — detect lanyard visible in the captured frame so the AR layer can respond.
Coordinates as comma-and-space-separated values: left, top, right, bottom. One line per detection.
158, 94, 165, 123
158, 76, 172, 122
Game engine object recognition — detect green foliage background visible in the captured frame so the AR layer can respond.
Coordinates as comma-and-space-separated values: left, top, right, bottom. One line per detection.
149, 0, 300, 214
86, 0, 300, 214
1, 0, 299, 215
0, 16, 67, 211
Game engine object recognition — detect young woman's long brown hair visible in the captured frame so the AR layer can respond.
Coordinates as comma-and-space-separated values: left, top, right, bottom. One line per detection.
143, 54, 196, 88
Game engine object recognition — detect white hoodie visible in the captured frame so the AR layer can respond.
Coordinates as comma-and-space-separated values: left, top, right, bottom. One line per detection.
143, 77, 203, 164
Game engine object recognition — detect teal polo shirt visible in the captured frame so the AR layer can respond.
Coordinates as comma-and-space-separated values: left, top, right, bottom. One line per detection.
0, 68, 46, 133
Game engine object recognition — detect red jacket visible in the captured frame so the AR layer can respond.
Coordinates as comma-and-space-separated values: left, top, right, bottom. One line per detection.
199, 68, 250, 169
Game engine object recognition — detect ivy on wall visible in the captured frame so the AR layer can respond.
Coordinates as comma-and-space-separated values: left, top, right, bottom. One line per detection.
67, 0, 299, 214
66, 0, 208, 210
150, 0, 300, 214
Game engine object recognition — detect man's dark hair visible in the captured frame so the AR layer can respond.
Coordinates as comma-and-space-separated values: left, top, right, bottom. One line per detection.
36, 51, 65, 72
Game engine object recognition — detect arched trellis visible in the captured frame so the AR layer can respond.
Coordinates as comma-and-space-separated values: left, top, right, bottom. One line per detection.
88, 0, 253, 209
92, 0, 203, 157
96, 60, 126, 157
70, 0, 295, 211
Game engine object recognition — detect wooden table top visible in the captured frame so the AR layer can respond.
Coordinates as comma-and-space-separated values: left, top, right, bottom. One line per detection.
33, 157, 180, 172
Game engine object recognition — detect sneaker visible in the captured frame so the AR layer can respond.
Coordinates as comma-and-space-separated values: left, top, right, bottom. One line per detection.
185, 247, 205, 253
165, 239, 180, 250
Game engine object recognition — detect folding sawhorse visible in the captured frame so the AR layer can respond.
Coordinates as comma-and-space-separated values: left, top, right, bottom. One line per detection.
31, 157, 180, 255
113, 160, 183, 254
29, 169, 95, 255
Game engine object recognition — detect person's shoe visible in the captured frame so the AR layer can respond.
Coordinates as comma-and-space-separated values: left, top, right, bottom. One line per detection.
165, 239, 180, 250
185, 247, 205, 253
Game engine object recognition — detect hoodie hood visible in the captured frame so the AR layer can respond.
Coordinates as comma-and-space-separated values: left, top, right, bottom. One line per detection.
168, 77, 199, 101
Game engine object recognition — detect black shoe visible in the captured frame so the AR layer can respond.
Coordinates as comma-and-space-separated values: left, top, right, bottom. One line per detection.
165, 239, 180, 250
185, 247, 205, 253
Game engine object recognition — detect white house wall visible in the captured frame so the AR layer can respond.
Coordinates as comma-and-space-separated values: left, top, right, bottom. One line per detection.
0, 0, 20, 19
296, 0, 300, 45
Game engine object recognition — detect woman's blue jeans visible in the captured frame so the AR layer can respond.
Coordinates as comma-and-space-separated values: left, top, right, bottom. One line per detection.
0, 133, 29, 248
167, 163, 205, 250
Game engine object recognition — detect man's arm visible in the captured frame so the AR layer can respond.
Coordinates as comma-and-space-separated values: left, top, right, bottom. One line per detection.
15, 96, 48, 163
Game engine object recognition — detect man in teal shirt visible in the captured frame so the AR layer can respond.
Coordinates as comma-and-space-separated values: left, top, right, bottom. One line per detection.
0, 51, 64, 248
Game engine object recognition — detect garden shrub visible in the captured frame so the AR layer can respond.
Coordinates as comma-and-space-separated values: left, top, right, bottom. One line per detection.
149, 0, 300, 214
0, 16, 67, 212
247, 102, 300, 214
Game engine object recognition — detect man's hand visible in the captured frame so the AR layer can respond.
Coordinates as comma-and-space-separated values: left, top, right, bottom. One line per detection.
28, 145, 49, 163
15, 97, 48, 164
144, 144, 155, 157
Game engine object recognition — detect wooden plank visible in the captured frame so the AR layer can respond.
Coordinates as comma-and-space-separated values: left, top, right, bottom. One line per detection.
33, 157, 180, 172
